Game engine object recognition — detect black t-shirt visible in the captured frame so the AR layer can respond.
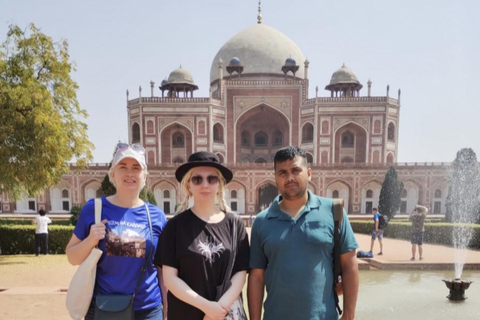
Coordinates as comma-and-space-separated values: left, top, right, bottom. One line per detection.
154, 210, 250, 320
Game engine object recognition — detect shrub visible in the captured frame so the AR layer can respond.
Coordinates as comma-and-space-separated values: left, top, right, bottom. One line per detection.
0, 218, 71, 226
0, 225, 74, 254
69, 205, 83, 226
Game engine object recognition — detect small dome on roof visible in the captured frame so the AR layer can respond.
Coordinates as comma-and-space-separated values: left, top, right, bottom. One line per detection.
161, 79, 168, 86
229, 57, 241, 65
285, 57, 296, 66
167, 66, 196, 85
328, 64, 359, 86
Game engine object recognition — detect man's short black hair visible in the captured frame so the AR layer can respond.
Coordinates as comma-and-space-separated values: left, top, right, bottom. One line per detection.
372, 208, 378, 211
39, 209, 46, 216
274, 146, 307, 170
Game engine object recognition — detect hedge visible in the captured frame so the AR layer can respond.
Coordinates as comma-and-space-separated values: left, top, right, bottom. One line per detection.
0, 218, 71, 226
0, 225, 74, 254
351, 221, 480, 249
1, 221, 479, 254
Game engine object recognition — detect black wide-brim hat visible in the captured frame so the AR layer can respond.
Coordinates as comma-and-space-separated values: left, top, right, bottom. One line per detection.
175, 151, 233, 183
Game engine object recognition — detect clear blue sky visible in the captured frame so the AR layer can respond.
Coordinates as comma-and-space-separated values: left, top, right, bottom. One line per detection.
2, 0, 479, 163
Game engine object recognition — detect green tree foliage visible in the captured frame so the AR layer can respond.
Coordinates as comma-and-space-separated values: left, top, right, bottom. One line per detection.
379, 166, 404, 219
99, 173, 116, 197
0, 24, 93, 197
445, 148, 480, 223
140, 188, 157, 205
69, 205, 83, 226
99, 144, 118, 197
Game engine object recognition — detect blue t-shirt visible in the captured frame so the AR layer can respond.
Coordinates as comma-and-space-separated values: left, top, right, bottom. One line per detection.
373, 213, 379, 224
373, 213, 382, 230
249, 191, 359, 320
74, 197, 167, 311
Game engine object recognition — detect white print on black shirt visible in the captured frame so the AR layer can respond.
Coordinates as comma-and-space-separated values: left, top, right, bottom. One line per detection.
197, 236, 225, 263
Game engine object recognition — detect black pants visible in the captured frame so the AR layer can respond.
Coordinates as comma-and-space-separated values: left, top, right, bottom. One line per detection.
35, 233, 48, 255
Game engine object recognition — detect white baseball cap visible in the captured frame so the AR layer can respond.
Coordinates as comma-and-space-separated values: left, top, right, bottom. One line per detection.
111, 143, 147, 170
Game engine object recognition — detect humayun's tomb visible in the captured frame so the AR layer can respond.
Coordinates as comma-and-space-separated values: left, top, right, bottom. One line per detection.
0, 12, 454, 216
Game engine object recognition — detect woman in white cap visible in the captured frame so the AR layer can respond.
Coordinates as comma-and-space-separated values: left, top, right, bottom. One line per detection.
155, 151, 249, 320
66, 143, 168, 320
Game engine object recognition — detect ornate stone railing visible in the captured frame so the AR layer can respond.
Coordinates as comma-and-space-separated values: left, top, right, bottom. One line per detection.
71, 161, 455, 169
128, 97, 212, 106
303, 96, 397, 105
224, 79, 304, 86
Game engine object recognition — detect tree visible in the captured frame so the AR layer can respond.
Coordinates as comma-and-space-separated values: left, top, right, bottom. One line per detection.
445, 148, 480, 223
69, 205, 83, 226
378, 166, 404, 220
0, 24, 93, 198
99, 174, 116, 197
140, 188, 157, 206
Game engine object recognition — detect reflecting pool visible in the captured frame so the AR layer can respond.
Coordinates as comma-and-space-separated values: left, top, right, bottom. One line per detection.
352, 270, 480, 320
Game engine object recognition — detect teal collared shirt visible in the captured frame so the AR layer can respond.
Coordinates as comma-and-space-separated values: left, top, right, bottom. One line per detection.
250, 190, 358, 320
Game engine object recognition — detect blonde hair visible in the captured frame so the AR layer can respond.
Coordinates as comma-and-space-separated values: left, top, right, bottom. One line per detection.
175, 167, 230, 214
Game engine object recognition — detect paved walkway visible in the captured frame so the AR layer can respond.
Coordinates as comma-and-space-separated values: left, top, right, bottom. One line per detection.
1, 233, 479, 319
355, 233, 480, 270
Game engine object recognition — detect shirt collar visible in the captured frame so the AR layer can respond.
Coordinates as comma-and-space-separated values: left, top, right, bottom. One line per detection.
266, 190, 321, 220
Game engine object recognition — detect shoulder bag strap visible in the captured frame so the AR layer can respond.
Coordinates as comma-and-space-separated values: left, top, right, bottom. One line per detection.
332, 198, 343, 315
132, 203, 154, 297
94, 199, 102, 249
94, 198, 102, 225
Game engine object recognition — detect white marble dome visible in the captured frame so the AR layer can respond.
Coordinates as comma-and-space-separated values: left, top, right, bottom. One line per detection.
328, 64, 360, 85
168, 66, 196, 85
210, 24, 306, 84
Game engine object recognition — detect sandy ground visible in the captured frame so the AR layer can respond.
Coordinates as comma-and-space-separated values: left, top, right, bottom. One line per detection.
0, 255, 77, 320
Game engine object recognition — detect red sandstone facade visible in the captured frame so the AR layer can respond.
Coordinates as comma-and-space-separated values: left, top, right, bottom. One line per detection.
0, 22, 452, 216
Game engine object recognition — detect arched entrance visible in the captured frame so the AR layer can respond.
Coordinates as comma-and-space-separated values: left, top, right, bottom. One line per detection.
236, 104, 290, 163
160, 123, 193, 163
334, 122, 367, 163
326, 181, 351, 213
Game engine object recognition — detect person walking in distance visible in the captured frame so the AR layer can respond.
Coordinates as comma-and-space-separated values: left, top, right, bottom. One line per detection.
369, 208, 384, 255
33, 209, 51, 256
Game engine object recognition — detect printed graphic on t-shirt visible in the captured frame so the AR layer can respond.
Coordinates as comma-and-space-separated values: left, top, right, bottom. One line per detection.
105, 221, 147, 258
197, 236, 225, 263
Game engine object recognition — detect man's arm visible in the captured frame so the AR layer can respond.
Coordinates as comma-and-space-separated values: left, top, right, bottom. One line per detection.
339, 250, 359, 320
247, 268, 265, 320
408, 209, 416, 221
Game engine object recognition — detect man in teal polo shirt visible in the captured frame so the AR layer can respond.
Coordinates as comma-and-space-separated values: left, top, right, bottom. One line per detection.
248, 146, 359, 320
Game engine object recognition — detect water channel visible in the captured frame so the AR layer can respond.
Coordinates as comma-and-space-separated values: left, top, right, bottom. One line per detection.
353, 270, 479, 319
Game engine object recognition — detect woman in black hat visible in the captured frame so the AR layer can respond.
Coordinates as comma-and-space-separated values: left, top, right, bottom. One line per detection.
155, 151, 249, 320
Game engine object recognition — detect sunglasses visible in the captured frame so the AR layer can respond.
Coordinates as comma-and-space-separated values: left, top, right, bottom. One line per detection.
190, 175, 220, 186
116, 143, 146, 155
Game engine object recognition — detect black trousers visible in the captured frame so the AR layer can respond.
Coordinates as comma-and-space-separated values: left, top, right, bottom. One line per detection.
35, 233, 48, 255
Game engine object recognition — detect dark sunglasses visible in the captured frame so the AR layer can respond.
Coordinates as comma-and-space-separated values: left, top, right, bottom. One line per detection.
116, 143, 146, 155
190, 175, 220, 186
